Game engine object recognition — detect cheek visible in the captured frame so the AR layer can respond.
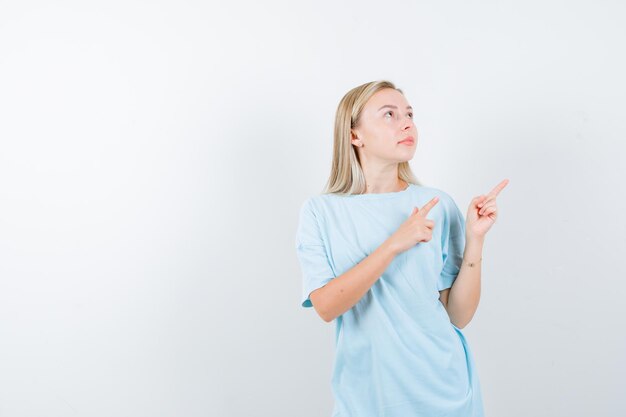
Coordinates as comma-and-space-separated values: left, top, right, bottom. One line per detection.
363, 126, 397, 149
366, 131, 388, 148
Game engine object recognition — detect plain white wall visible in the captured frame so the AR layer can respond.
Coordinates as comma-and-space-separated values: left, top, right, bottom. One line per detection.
1, 0, 625, 416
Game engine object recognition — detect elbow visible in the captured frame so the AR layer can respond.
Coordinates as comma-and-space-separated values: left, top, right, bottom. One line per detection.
448, 310, 465, 329
315, 305, 335, 323
322, 312, 337, 323
310, 288, 336, 323
451, 318, 469, 329
313, 303, 337, 323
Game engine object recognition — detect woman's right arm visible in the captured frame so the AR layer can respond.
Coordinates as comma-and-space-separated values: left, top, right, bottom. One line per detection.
309, 239, 399, 322
309, 195, 439, 322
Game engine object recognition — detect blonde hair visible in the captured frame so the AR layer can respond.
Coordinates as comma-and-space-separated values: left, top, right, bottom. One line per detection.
322, 80, 422, 195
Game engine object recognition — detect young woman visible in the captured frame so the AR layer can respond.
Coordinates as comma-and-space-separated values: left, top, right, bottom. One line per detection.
295, 80, 509, 417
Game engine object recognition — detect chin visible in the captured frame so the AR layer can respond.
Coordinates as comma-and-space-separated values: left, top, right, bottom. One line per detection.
395, 156, 414, 163
397, 150, 416, 161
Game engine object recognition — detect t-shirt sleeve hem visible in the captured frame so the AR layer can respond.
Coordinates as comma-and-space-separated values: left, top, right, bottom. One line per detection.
437, 273, 457, 291
301, 278, 333, 308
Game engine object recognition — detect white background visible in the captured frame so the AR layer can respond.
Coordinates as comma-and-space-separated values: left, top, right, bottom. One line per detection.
1, 1, 625, 416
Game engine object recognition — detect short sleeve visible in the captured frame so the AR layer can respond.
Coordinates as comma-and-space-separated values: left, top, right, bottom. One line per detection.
295, 198, 336, 308
437, 196, 466, 291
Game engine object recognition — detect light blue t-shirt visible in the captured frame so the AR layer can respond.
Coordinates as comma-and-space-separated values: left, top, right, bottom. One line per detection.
295, 183, 485, 417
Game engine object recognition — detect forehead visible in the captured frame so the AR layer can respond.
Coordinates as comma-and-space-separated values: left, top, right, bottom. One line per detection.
364, 88, 409, 111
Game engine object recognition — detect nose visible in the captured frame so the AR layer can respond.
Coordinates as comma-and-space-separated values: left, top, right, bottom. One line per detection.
402, 117, 414, 132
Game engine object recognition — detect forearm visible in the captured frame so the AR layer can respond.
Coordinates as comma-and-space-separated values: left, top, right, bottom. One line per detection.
311, 240, 398, 322
447, 235, 484, 328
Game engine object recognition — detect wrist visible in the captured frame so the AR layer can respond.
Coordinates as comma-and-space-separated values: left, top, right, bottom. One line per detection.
462, 256, 482, 267
466, 233, 485, 245
382, 238, 400, 258
463, 236, 484, 263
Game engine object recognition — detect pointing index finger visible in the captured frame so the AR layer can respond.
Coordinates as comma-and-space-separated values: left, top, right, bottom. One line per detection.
418, 196, 439, 217
487, 179, 509, 197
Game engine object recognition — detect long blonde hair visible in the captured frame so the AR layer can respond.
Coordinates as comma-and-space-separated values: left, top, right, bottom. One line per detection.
323, 80, 422, 195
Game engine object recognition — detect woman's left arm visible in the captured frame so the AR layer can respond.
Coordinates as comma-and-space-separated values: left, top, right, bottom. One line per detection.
446, 179, 509, 328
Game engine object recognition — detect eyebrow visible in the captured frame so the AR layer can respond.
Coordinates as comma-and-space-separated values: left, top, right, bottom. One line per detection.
377, 105, 413, 111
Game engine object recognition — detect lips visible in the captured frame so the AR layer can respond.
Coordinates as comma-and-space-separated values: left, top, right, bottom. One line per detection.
398, 136, 414, 145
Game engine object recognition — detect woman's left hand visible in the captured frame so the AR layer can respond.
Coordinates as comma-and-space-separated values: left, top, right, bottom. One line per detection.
466, 179, 509, 240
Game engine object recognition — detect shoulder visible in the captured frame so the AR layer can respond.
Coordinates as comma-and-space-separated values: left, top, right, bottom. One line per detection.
297, 194, 328, 223
299, 192, 340, 212
298, 194, 323, 213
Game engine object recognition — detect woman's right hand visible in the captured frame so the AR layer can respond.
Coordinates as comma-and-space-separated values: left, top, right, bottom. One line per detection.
387, 196, 440, 255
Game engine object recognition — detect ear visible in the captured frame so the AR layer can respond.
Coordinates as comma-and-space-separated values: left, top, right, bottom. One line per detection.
350, 129, 361, 147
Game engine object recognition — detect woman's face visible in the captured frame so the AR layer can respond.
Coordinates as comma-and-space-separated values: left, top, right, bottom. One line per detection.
351, 88, 418, 163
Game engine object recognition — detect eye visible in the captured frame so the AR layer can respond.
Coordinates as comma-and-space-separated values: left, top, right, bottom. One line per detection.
385, 111, 393, 118
408, 112, 413, 118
